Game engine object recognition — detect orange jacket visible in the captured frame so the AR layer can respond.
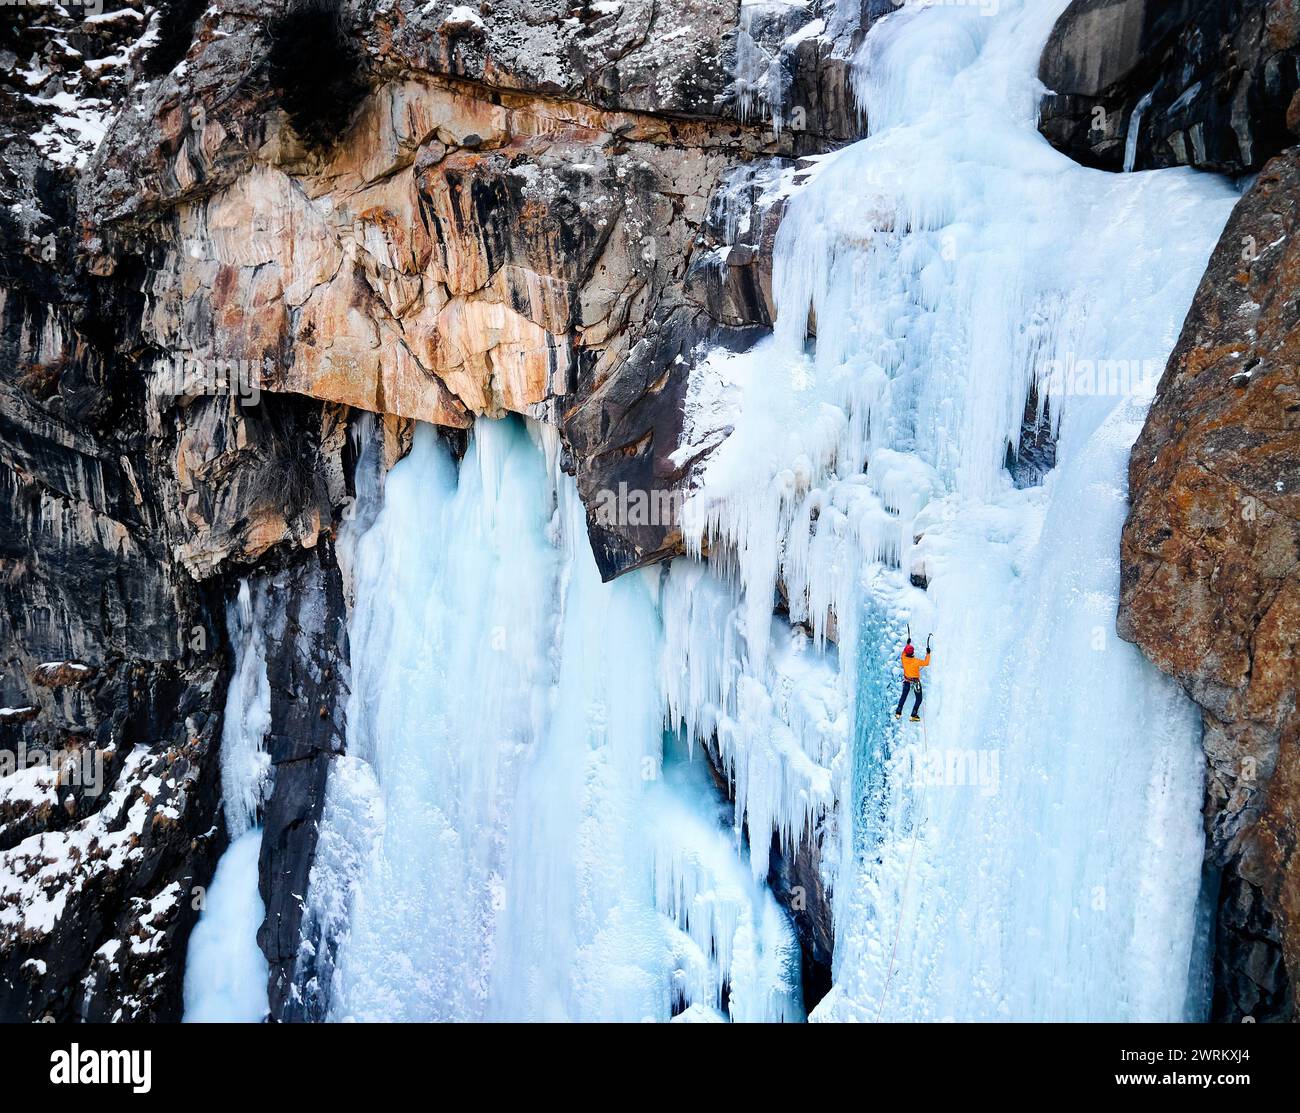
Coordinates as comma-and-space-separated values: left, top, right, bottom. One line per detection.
901, 651, 930, 680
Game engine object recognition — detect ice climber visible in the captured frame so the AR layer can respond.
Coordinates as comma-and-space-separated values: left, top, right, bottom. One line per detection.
894, 639, 931, 722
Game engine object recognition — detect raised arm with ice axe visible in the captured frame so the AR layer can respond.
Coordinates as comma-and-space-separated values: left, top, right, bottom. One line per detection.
894, 633, 932, 722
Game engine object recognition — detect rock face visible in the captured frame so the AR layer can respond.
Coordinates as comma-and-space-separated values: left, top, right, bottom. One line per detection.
0, 342, 224, 1021
85, 27, 767, 575
0, 658, 226, 1021
367, 0, 738, 117
245, 546, 351, 1021
79, 0, 889, 578
1, 0, 862, 1021
0, 0, 368, 1016
1038, 0, 1300, 174
0, 4, 223, 1019
734, 0, 893, 151
1119, 149, 1300, 1021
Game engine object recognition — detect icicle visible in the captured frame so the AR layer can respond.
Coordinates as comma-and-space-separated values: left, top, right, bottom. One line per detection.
1123, 89, 1155, 173
315, 417, 801, 1022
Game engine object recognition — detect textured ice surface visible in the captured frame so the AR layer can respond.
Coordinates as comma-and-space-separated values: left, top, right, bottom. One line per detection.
183, 830, 270, 1023
191, 0, 1238, 1023
319, 420, 800, 1022
183, 582, 272, 1022
680, 0, 1236, 1020
219, 581, 272, 840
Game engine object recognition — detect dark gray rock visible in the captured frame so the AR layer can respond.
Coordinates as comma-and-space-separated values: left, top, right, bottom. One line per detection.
1214, 867, 1292, 1021
0, 659, 227, 1022
378, 0, 742, 118
0, 14, 233, 1010
1004, 384, 1057, 490
565, 156, 796, 580
251, 545, 351, 1021
563, 303, 765, 579
729, 0, 897, 152
684, 159, 788, 330
1038, 0, 1300, 174
767, 825, 834, 1012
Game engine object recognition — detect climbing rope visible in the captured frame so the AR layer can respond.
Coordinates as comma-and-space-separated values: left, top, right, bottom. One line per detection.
874, 706, 927, 1024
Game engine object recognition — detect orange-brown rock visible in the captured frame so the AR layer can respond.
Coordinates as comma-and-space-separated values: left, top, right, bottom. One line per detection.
89, 44, 797, 576
1119, 148, 1300, 1022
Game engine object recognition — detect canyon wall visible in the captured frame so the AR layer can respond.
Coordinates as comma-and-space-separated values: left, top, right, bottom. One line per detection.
1119, 151, 1299, 1022
2, 0, 1295, 1022
0, 0, 870, 1018
1038, 0, 1300, 174
1037, 0, 1300, 1021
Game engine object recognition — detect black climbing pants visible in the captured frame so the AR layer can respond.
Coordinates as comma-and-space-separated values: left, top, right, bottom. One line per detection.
895, 679, 922, 718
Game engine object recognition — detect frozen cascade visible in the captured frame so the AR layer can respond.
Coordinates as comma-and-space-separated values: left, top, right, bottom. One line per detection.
733, 0, 807, 133
183, 580, 272, 1022
660, 560, 846, 886
182, 831, 269, 1022
311, 418, 801, 1022
676, 0, 1240, 1020
218, 581, 272, 839
239, 0, 1238, 1024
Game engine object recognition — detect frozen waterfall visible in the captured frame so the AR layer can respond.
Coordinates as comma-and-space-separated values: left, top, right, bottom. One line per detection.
183, 581, 272, 1023
674, 0, 1238, 1020
307, 419, 801, 1022
195, 0, 1241, 1024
